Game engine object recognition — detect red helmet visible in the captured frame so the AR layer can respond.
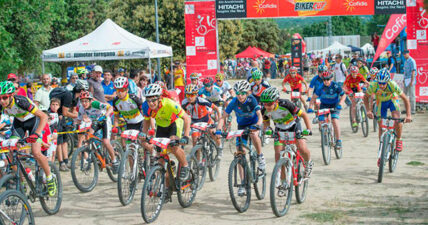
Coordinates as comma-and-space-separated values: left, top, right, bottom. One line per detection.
320, 71, 333, 80
203, 77, 214, 86
79, 91, 93, 99
290, 66, 298, 73
155, 81, 166, 89
350, 66, 359, 74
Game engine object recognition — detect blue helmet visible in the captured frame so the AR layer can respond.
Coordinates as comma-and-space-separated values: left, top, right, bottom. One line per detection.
376, 68, 391, 83
318, 65, 328, 73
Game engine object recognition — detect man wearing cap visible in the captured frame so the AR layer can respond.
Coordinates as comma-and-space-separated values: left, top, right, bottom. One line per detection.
88, 65, 107, 103
7, 73, 26, 96
403, 50, 417, 114
34, 74, 52, 111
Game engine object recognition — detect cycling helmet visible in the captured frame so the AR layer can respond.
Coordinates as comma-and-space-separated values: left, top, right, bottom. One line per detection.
369, 67, 379, 76
233, 80, 251, 93
76, 68, 88, 75
0, 81, 15, 95
114, 77, 129, 89
350, 66, 359, 74
185, 84, 199, 94
74, 79, 89, 92
215, 73, 225, 81
79, 91, 93, 100
252, 70, 263, 80
203, 77, 214, 87
290, 66, 298, 73
376, 68, 391, 83
260, 87, 280, 103
318, 65, 328, 73
189, 73, 199, 80
144, 84, 162, 97
320, 71, 333, 80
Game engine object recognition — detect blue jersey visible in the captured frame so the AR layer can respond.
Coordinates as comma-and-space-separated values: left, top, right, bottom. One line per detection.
225, 94, 260, 126
309, 75, 323, 90
314, 81, 344, 106
199, 85, 223, 103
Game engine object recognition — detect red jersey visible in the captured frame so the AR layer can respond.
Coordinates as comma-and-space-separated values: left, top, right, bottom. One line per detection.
283, 74, 304, 90
344, 73, 367, 92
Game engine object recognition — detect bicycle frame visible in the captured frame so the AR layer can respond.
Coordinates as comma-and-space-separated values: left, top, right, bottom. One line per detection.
234, 130, 259, 184
377, 119, 396, 160
278, 135, 305, 187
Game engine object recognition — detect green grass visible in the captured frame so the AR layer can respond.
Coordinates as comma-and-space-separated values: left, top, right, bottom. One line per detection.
406, 161, 425, 166
303, 211, 345, 223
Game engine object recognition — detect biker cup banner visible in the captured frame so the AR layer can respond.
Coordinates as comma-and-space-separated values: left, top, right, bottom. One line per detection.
216, 0, 374, 19
407, 0, 428, 103
185, 1, 218, 79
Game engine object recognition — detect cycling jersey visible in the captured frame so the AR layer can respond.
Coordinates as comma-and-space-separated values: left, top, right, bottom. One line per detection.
251, 80, 270, 102
358, 66, 370, 79
181, 97, 212, 123
264, 99, 302, 130
112, 94, 144, 124
0, 95, 38, 122
215, 81, 232, 99
78, 100, 108, 121
142, 97, 185, 128
225, 94, 260, 126
199, 85, 223, 103
309, 75, 323, 90
344, 73, 367, 92
283, 74, 304, 91
314, 81, 344, 106
366, 81, 402, 102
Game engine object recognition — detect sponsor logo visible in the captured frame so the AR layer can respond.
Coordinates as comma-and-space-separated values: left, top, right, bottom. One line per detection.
253, 0, 278, 14
344, 0, 368, 12
294, 0, 327, 11
385, 14, 406, 39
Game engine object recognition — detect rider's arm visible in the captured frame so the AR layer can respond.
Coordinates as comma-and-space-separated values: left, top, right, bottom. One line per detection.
182, 112, 191, 137
363, 93, 372, 112
300, 111, 312, 131
302, 79, 309, 93
256, 109, 263, 127
309, 93, 319, 109
105, 104, 113, 117
33, 109, 48, 137
62, 106, 78, 119
211, 104, 221, 121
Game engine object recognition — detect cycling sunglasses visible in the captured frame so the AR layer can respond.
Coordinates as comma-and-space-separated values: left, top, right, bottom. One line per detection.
378, 82, 387, 85
117, 88, 127, 93
146, 97, 159, 103
236, 91, 247, 96
0, 94, 11, 101
216, 80, 222, 82
263, 102, 275, 106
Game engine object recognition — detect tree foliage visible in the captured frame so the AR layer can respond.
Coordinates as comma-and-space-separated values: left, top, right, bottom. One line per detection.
239, 19, 280, 53
302, 16, 366, 37
218, 20, 243, 60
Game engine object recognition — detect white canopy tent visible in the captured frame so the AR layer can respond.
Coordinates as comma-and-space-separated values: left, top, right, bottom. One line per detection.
41, 18, 173, 81
361, 43, 375, 55
320, 41, 352, 56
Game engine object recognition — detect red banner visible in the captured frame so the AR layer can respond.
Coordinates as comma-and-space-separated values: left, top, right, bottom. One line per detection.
185, 1, 218, 80
371, 14, 406, 65
407, 2, 428, 103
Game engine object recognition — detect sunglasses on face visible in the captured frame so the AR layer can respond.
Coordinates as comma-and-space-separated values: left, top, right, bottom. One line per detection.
204, 84, 212, 88
263, 102, 275, 107
186, 94, 197, 98
146, 98, 159, 103
117, 88, 127, 93
322, 79, 331, 82
0, 95, 11, 101
378, 82, 387, 85
236, 91, 247, 96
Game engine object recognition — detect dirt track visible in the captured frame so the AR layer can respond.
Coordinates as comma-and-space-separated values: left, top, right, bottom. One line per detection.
34, 80, 428, 225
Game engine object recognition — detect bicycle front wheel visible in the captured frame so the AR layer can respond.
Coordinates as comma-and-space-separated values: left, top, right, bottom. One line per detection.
228, 156, 251, 213
208, 141, 221, 182
360, 106, 369, 138
140, 165, 165, 224
66, 133, 76, 158
270, 158, 293, 217
193, 145, 207, 191
378, 135, 389, 183
295, 159, 309, 203
250, 147, 266, 200
0, 190, 35, 225
118, 147, 138, 206
39, 162, 63, 215
389, 137, 399, 173
350, 106, 358, 133
71, 146, 99, 192
320, 127, 332, 165
106, 140, 124, 183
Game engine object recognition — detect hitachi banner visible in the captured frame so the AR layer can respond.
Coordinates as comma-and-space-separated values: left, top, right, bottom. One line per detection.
374, 0, 406, 14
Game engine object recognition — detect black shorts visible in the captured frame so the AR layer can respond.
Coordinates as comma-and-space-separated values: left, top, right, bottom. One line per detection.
156, 122, 178, 138
273, 120, 303, 143
57, 118, 69, 144
126, 121, 143, 131
12, 117, 39, 138
92, 120, 111, 139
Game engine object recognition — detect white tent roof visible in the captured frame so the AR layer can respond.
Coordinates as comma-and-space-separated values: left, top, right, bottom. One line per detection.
42, 19, 173, 62
361, 43, 375, 55
321, 41, 352, 55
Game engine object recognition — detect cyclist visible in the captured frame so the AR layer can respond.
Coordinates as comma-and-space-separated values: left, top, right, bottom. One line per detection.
214, 72, 234, 104
141, 84, 192, 181
216, 80, 266, 176
77, 91, 118, 172
77, 68, 89, 80
368, 67, 379, 82
308, 65, 328, 123
282, 66, 309, 110
0, 81, 57, 196
260, 87, 313, 178
357, 59, 370, 80
250, 70, 271, 132
189, 73, 203, 90
308, 71, 346, 149
363, 69, 412, 152
344, 65, 369, 128
199, 77, 224, 104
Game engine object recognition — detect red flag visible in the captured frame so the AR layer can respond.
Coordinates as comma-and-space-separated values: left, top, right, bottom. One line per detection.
371, 14, 406, 66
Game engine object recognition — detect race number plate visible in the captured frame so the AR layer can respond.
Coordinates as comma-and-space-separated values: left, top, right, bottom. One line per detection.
278, 132, 296, 143
79, 121, 92, 131
121, 129, 140, 140
381, 119, 395, 129
191, 122, 208, 131
226, 130, 244, 140
291, 91, 300, 99
318, 109, 330, 116
150, 138, 171, 149
0, 139, 19, 151
355, 92, 364, 99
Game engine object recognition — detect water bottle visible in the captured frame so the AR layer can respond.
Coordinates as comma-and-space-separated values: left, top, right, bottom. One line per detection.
26, 168, 35, 182
170, 160, 176, 176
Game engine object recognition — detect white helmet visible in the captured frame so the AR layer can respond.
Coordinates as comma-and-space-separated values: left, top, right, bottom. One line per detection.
74, 79, 89, 92
114, 77, 129, 89
233, 80, 250, 93
144, 84, 163, 97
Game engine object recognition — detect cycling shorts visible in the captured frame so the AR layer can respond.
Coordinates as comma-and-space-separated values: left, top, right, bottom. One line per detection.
273, 122, 303, 147
12, 116, 39, 139
156, 118, 183, 139
236, 123, 258, 147
377, 99, 400, 119
93, 119, 112, 140
319, 103, 341, 121
126, 121, 143, 131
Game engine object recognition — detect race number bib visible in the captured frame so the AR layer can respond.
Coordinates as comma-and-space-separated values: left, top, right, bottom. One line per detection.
0, 139, 19, 151
150, 138, 171, 149
191, 122, 208, 131
121, 129, 140, 140
226, 130, 244, 140
291, 91, 300, 99
79, 121, 92, 131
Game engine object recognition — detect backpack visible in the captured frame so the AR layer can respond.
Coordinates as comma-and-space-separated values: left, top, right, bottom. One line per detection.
339, 62, 346, 76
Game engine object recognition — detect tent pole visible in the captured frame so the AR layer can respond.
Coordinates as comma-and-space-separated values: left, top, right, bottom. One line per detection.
148, 57, 152, 83
170, 56, 174, 89
42, 61, 45, 74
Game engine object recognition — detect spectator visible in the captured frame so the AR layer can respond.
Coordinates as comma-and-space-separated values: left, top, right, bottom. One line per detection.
303, 55, 310, 77
372, 32, 380, 51
88, 65, 106, 103
387, 51, 397, 73
34, 73, 52, 111
51, 78, 59, 88
7, 73, 26, 96
128, 69, 139, 95
403, 50, 417, 115
350, 53, 359, 67
343, 55, 351, 68
270, 58, 277, 79
137, 75, 149, 101
278, 58, 285, 77
246, 60, 260, 80
118, 68, 126, 77
333, 54, 351, 106
26, 82, 33, 100
263, 58, 271, 78
66, 73, 78, 91
102, 69, 116, 106
174, 62, 185, 102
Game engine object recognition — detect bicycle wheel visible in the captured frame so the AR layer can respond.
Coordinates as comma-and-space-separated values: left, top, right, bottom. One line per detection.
360, 106, 369, 138
270, 158, 293, 217
389, 138, 399, 173
295, 159, 308, 203
70, 146, 99, 192
140, 165, 165, 224
118, 147, 138, 206
106, 140, 124, 183
378, 135, 389, 183
0, 190, 35, 225
373, 103, 377, 132
39, 162, 63, 215
250, 147, 265, 200
228, 156, 251, 213
208, 141, 221, 182
177, 155, 199, 208
0, 174, 18, 193
192, 145, 207, 191
66, 133, 75, 158
350, 106, 358, 133
320, 127, 331, 165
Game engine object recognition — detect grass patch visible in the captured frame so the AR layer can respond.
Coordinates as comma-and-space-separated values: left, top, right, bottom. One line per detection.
303, 211, 345, 223
406, 161, 425, 166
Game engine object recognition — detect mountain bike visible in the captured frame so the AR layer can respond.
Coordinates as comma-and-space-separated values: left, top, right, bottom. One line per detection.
0, 189, 35, 225
70, 121, 123, 192
349, 92, 369, 137
318, 108, 342, 165
376, 116, 408, 183
117, 129, 152, 206
270, 131, 309, 217
225, 127, 266, 213
140, 137, 199, 223
0, 138, 62, 215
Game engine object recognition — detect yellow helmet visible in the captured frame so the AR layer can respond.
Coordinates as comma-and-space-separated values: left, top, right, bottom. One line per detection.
215, 73, 225, 81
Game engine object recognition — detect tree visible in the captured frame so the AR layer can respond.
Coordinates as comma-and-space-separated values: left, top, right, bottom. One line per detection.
302, 16, 366, 37
366, 15, 389, 36
218, 20, 243, 60
239, 19, 280, 54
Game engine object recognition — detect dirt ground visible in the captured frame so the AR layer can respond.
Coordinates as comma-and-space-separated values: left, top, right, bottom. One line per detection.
34, 79, 428, 225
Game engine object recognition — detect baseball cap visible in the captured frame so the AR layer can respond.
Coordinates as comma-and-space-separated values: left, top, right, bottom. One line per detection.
94, 65, 103, 73
7, 73, 17, 81
118, 68, 125, 73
